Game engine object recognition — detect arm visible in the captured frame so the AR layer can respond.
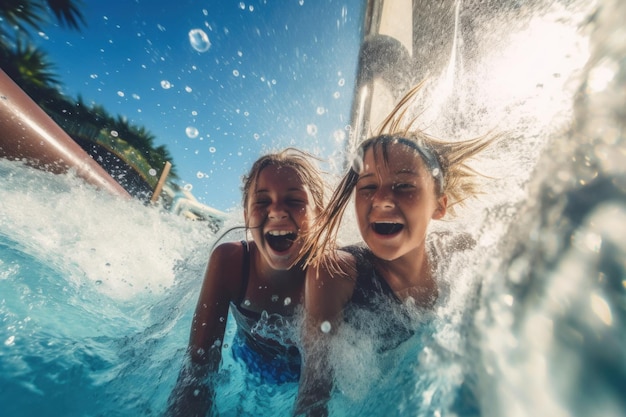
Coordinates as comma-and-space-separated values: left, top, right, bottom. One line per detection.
166, 243, 242, 417
293, 251, 356, 417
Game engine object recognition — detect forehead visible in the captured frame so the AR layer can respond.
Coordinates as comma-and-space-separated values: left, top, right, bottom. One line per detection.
255, 164, 305, 189
361, 142, 427, 173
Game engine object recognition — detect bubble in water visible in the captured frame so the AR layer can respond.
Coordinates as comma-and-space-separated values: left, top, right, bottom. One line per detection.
209, 146, 216, 153
117, 91, 125, 97
338, 78, 345, 87
320, 321, 331, 333
333, 129, 346, 143
4, 335, 15, 346
239, 2, 245, 9
183, 184, 193, 191
307, 124, 318, 136
185, 86, 193, 93
191, 110, 198, 116
160, 80, 172, 89
271, 295, 279, 302
333, 91, 340, 99
233, 69, 240, 77
188, 28, 211, 53
148, 168, 157, 176
316, 106, 326, 115
284, 297, 291, 306
186, 126, 199, 138
110, 130, 119, 137
90, 74, 98, 79
196, 171, 205, 179
253, 133, 260, 140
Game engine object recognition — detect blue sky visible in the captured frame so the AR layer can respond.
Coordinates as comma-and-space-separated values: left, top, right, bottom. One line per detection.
34, 0, 364, 211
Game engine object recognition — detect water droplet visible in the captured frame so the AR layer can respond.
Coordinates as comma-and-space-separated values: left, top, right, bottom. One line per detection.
160, 80, 171, 89
4, 335, 15, 346
320, 321, 331, 333
186, 126, 199, 138
188, 28, 211, 53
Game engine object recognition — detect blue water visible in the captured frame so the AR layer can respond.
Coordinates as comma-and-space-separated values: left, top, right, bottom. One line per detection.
2, 0, 626, 416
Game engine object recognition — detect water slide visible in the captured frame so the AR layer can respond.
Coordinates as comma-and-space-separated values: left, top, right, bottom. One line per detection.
0, 68, 130, 199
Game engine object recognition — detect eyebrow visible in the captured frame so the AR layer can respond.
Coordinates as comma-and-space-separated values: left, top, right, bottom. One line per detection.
357, 169, 419, 180
254, 186, 306, 193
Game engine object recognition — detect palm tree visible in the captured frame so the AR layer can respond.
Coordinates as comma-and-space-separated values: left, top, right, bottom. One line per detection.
0, 1, 178, 191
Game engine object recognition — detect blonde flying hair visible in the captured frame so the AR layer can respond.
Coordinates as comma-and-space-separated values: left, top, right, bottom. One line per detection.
300, 82, 500, 271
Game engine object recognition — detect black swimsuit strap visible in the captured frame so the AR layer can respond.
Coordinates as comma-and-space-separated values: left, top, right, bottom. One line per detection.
236, 240, 251, 305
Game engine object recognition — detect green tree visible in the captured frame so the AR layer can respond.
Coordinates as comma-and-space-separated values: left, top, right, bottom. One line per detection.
0, 0, 178, 187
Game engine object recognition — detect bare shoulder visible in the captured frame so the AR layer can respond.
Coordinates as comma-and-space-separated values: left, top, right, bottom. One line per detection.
210, 240, 244, 261
201, 241, 246, 301
305, 249, 357, 320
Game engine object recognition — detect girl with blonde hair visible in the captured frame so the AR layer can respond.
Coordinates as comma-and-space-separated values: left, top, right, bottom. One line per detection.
293, 83, 500, 417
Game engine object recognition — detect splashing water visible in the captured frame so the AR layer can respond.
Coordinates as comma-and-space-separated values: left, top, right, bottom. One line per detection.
1, 0, 626, 416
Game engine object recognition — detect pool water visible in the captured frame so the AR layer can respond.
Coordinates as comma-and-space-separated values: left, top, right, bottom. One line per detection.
2, 0, 626, 416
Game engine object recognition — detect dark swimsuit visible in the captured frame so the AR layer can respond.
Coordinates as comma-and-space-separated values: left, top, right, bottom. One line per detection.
229, 241, 301, 384
341, 244, 417, 352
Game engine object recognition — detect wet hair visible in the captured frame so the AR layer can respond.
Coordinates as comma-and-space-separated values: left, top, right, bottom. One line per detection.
241, 147, 326, 215
299, 82, 500, 271
210, 148, 326, 253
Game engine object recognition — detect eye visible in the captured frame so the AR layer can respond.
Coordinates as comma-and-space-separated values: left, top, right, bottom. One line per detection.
253, 198, 270, 207
286, 198, 306, 206
356, 183, 377, 196
392, 183, 415, 191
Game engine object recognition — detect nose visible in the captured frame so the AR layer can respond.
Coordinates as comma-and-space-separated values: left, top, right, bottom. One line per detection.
371, 187, 395, 210
268, 202, 288, 220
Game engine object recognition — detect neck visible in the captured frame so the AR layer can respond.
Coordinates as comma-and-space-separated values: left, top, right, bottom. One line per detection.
374, 247, 438, 307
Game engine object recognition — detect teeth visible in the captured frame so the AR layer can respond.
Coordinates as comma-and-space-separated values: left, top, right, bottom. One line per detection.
267, 230, 294, 236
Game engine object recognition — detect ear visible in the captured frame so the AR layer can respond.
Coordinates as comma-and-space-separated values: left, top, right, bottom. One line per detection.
432, 194, 447, 220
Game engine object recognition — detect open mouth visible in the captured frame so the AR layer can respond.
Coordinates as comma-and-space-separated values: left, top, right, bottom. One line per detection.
372, 222, 404, 235
265, 230, 298, 252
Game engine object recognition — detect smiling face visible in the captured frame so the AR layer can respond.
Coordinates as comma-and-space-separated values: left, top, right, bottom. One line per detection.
354, 141, 447, 262
244, 164, 317, 270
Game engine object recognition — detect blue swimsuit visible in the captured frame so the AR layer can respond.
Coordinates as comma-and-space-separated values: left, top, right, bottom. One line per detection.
229, 241, 301, 384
